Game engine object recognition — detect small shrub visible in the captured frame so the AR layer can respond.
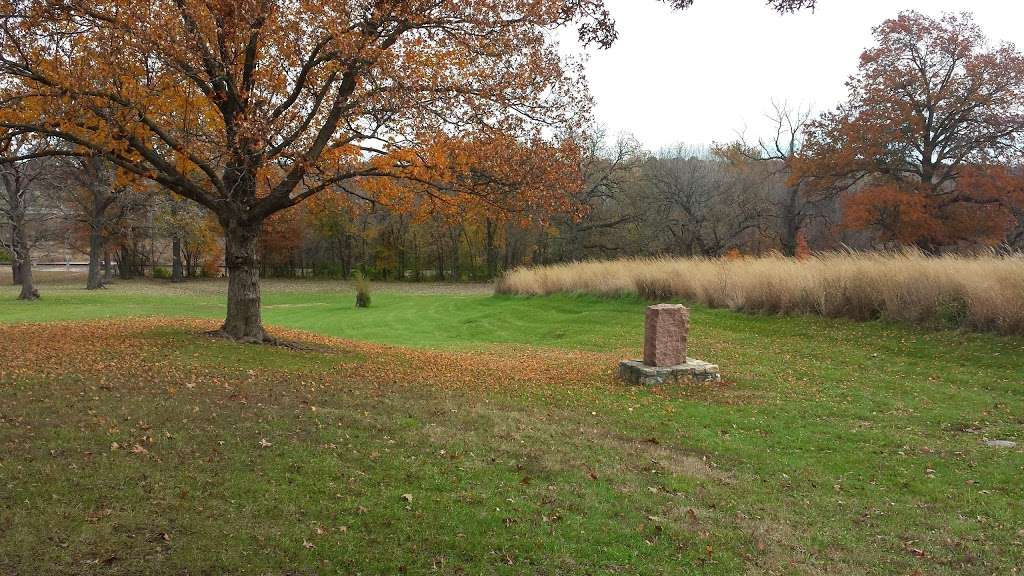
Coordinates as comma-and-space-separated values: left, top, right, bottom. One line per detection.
353, 271, 371, 308
152, 266, 171, 279
0, 248, 10, 264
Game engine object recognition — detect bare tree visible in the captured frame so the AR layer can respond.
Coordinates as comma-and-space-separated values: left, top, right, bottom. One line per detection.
48, 157, 137, 289
155, 193, 208, 282
645, 145, 774, 257
724, 101, 830, 256
552, 131, 647, 260
0, 134, 50, 300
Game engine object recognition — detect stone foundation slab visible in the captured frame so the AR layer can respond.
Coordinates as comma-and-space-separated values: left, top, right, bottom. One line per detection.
618, 358, 721, 386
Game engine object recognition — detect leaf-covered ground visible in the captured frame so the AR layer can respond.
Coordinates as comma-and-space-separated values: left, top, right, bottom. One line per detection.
1, 281, 1022, 574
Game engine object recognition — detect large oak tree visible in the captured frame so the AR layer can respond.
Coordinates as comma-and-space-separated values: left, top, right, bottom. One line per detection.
797, 11, 1024, 249
0, 0, 813, 341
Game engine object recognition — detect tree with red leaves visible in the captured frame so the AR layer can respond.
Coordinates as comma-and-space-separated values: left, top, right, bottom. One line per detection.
797, 11, 1024, 250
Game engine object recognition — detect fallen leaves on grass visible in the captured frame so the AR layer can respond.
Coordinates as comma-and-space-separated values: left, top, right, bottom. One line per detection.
0, 318, 619, 397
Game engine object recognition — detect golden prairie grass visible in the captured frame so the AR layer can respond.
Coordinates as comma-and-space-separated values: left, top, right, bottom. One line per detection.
496, 251, 1024, 335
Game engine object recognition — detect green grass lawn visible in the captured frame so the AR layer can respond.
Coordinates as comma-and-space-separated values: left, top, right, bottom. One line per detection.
1, 278, 1022, 574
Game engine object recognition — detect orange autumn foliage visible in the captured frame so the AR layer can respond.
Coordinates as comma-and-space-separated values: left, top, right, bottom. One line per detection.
0, 0, 607, 227
0, 0, 815, 228
797, 11, 1024, 249
0, 0, 816, 338
723, 247, 744, 261
361, 133, 584, 227
793, 229, 811, 260
0, 0, 603, 337
842, 171, 1024, 247
260, 207, 305, 270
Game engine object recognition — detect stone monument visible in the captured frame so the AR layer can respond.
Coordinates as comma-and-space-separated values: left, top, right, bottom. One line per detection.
619, 303, 720, 385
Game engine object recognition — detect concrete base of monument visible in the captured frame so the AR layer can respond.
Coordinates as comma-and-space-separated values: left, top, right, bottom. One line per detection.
618, 358, 721, 385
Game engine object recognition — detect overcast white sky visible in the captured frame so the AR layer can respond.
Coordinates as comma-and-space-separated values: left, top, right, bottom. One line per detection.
564, 0, 1024, 151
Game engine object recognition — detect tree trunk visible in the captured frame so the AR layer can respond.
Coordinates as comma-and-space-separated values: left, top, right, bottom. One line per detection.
183, 248, 195, 279
778, 186, 801, 257
448, 226, 461, 282
118, 247, 134, 280
220, 222, 268, 343
10, 229, 22, 285
503, 224, 515, 270
86, 226, 105, 289
17, 251, 37, 300
435, 240, 444, 280
11, 209, 37, 300
485, 218, 499, 279
103, 251, 114, 282
5, 172, 23, 285
171, 233, 184, 283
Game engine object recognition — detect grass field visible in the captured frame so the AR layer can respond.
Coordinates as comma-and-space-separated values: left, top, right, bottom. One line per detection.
1, 277, 1023, 574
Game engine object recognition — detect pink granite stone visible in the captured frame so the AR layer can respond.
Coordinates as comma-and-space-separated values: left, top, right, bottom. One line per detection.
643, 304, 689, 367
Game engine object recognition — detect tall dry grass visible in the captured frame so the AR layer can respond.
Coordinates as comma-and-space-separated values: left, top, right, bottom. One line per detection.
496, 252, 1024, 335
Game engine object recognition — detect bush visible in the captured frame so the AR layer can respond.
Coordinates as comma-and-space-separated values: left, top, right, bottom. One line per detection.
0, 249, 10, 264
353, 271, 371, 308
152, 266, 171, 279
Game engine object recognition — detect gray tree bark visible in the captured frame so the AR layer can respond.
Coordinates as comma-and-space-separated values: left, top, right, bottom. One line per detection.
103, 251, 114, 282
447, 225, 461, 281
171, 233, 184, 283
17, 246, 37, 300
485, 218, 499, 279
86, 224, 105, 290
220, 221, 267, 342
9, 230, 21, 285
778, 186, 802, 257
80, 161, 119, 290
2, 162, 36, 298
11, 209, 37, 300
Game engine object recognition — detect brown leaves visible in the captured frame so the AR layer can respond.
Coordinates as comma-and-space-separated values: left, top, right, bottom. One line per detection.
798, 11, 1024, 249
1, 0, 603, 239
86, 508, 114, 523
903, 540, 927, 558
0, 317, 615, 399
